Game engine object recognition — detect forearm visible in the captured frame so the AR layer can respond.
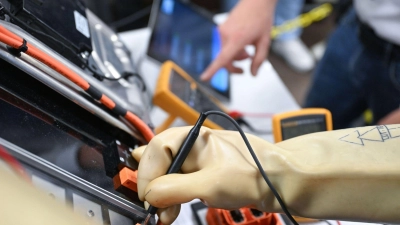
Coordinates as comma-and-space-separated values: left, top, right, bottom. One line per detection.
265, 125, 400, 222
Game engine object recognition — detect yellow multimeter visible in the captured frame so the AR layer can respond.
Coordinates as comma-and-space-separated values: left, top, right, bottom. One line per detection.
272, 108, 333, 143
153, 61, 231, 134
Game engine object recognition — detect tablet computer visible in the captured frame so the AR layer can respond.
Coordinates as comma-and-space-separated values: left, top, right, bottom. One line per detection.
147, 0, 230, 101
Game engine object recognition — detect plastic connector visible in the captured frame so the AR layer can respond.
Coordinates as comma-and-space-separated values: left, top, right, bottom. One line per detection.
206, 208, 281, 225
113, 167, 138, 192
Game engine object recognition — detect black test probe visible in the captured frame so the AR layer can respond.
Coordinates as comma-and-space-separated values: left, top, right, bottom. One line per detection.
142, 113, 207, 225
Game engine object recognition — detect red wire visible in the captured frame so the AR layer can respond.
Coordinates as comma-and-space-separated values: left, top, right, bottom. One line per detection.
0, 145, 29, 181
229, 110, 274, 119
240, 112, 274, 118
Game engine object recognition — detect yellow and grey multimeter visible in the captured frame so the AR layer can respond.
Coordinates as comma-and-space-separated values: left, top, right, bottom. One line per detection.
153, 61, 232, 134
272, 108, 333, 143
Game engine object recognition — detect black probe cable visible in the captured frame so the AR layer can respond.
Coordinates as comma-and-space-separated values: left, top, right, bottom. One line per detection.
143, 110, 299, 225
143, 113, 208, 225
204, 110, 299, 225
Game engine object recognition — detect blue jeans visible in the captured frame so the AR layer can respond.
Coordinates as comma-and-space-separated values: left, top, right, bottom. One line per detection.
274, 0, 304, 41
304, 8, 400, 129
221, 0, 237, 12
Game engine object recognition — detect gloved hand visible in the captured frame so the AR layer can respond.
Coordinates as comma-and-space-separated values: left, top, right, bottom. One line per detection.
134, 125, 400, 225
133, 126, 288, 224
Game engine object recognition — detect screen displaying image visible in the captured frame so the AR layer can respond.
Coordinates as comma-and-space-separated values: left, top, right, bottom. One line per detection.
281, 115, 327, 140
148, 0, 230, 100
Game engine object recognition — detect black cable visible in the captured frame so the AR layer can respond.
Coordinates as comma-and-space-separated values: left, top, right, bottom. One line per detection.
6, 38, 28, 57
203, 110, 299, 225
0, 4, 6, 20
3, 9, 86, 64
114, 72, 147, 91
144, 113, 208, 224
103, 72, 142, 83
89, 70, 133, 81
86, 65, 147, 91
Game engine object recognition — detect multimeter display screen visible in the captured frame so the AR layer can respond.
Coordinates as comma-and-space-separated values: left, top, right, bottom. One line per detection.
169, 70, 235, 130
281, 115, 327, 140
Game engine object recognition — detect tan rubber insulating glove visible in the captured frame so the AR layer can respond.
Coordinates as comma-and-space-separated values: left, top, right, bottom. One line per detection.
134, 125, 400, 225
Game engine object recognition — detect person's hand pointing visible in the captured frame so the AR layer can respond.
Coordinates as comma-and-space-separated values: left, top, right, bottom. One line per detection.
200, 0, 277, 81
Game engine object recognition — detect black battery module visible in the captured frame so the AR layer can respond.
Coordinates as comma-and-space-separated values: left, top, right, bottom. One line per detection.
3, 0, 92, 68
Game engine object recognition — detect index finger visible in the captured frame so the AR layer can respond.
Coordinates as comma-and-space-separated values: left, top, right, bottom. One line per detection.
200, 41, 245, 81
131, 145, 146, 162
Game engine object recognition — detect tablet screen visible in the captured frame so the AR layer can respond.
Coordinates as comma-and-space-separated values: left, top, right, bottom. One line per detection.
147, 0, 230, 100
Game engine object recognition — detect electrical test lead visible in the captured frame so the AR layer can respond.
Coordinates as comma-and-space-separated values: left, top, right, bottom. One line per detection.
204, 111, 299, 225
142, 112, 207, 225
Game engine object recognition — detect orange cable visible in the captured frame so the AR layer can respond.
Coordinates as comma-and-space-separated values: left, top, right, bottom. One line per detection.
100, 95, 116, 109
125, 111, 154, 142
0, 26, 91, 89
0, 25, 154, 142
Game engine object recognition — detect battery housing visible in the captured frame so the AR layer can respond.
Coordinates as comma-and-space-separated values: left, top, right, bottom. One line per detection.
3, 0, 92, 67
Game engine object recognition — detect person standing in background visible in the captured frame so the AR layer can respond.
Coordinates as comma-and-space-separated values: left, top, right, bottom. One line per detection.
202, 0, 400, 129
303, 0, 400, 129
271, 0, 315, 73
220, 0, 315, 73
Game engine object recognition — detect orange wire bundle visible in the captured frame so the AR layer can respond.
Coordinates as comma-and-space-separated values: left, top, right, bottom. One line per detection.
0, 25, 154, 143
